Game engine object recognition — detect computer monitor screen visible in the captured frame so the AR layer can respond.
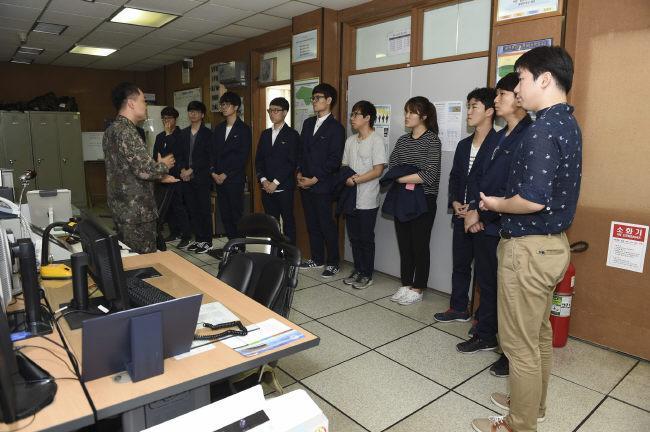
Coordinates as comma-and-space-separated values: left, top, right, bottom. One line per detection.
26, 189, 72, 229
76, 218, 129, 311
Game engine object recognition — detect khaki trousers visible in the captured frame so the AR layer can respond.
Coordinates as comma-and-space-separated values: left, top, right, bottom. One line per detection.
497, 233, 570, 432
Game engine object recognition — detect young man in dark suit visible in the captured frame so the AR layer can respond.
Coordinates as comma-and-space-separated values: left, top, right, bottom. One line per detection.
179, 100, 213, 254
297, 83, 346, 278
255, 97, 300, 244
210, 91, 251, 257
152, 106, 191, 245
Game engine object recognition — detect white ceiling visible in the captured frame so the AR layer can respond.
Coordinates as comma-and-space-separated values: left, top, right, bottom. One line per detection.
0, 0, 370, 71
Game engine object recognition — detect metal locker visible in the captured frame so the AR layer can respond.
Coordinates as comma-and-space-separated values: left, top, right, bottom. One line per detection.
0, 111, 34, 189
28, 112, 61, 190
56, 112, 87, 206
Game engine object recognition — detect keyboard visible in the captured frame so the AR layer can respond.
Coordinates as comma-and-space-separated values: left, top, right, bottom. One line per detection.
126, 277, 175, 308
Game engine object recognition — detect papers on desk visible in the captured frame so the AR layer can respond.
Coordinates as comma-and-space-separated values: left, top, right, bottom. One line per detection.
188, 301, 241, 351
221, 319, 304, 357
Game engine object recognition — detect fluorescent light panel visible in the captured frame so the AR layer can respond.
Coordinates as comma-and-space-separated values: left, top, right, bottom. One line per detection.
17, 46, 43, 55
32, 22, 67, 35
110, 7, 178, 28
11, 58, 34, 64
69, 45, 116, 56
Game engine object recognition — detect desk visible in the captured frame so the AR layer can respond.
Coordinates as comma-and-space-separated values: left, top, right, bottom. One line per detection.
0, 327, 94, 432
43, 251, 319, 428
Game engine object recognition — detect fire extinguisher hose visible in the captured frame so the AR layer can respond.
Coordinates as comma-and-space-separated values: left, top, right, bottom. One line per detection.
570, 241, 589, 253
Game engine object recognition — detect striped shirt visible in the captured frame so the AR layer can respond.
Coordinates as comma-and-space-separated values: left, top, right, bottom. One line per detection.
388, 129, 442, 195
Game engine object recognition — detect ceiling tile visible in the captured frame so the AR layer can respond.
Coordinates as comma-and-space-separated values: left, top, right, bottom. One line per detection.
204, 0, 286, 12
32, 50, 65, 64
236, 14, 291, 31
0, 16, 35, 32
79, 30, 141, 48
148, 52, 184, 61
52, 52, 100, 67
164, 16, 221, 34
193, 33, 237, 46
0, 3, 41, 22
178, 40, 215, 51
214, 24, 266, 39
39, 10, 104, 27
125, 0, 203, 15
151, 26, 198, 41
99, 0, 129, 6
164, 46, 204, 56
26, 32, 78, 48
136, 33, 185, 48
303, 0, 370, 10
0, 0, 48, 8
184, 3, 251, 23
47, 0, 121, 19
96, 21, 154, 36
0, 27, 22, 44
265, 1, 319, 18
123, 63, 156, 71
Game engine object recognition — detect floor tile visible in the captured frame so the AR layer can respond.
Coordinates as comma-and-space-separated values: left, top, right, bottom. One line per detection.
277, 383, 367, 432
194, 252, 220, 265
374, 289, 449, 325
456, 370, 604, 432
552, 338, 637, 393
328, 272, 401, 302
300, 261, 354, 281
279, 321, 369, 380
295, 274, 322, 291
302, 351, 446, 432
377, 327, 498, 388
291, 284, 366, 319
183, 254, 206, 267
578, 397, 650, 432
319, 303, 425, 348
610, 361, 650, 411
431, 319, 474, 341
386, 391, 494, 432
288, 308, 312, 325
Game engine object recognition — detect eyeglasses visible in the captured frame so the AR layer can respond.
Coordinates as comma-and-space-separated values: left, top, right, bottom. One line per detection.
310, 95, 326, 102
161, 116, 176, 121
350, 111, 363, 118
267, 108, 285, 114
219, 102, 232, 108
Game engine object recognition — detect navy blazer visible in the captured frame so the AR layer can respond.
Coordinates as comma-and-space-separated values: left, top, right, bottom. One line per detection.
468, 116, 533, 236
297, 114, 345, 194
334, 166, 357, 216
380, 165, 428, 222
448, 129, 497, 224
255, 124, 300, 191
179, 124, 212, 184
211, 118, 252, 185
153, 127, 182, 177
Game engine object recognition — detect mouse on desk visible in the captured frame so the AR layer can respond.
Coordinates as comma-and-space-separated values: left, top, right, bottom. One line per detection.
124, 267, 162, 280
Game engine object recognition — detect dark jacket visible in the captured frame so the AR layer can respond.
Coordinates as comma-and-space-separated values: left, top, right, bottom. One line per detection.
334, 166, 357, 216
468, 116, 533, 236
153, 127, 182, 178
255, 123, 300, 191
297, 114, 345, 194
179, 124, 213, 185
211, 118, 252, 185
380, 165, 428, 222
448, 129, 497, 224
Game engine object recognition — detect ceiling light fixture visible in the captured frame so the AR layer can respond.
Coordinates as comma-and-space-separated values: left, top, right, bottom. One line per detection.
32, 22, 68, 35
69, 44, 117, 56
110, 7, 178, 28
16, 46, 44, 56
11, 58, 34, 64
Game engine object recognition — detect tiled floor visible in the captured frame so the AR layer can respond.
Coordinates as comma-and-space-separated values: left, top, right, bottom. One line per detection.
161, 238, 650, 432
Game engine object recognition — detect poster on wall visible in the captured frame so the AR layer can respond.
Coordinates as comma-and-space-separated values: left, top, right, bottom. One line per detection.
495, 38, 553, 84
173, 87, 202, 129
374, 104, 391, 155
433, 101, 463, 152
209, 63, 220, 112
293, 77, 319, 134
497, 0, 559, 22
292, 29, 318, 63
606, 221, 648, 273
387, 30, 410, 56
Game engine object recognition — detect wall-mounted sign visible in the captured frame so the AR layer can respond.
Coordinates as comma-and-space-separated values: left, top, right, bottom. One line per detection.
496, 38, 553, 84
260, 57, 277, 84
292, 29, 318, 63
209, 62, 220, 113
606, 221, 648, 273
173, 87, 202, 129
293, 77, 319, 134
497, 0, 559, 22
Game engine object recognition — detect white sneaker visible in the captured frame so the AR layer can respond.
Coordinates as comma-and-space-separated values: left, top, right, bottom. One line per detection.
390, 286, 411, 302
398, 289, 423, 305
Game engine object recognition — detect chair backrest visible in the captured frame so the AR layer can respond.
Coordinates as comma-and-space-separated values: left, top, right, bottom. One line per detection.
237, 213, 289, 244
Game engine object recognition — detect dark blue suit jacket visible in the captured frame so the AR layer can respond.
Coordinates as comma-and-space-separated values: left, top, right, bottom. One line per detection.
297, 114, 345, 194
211, 118, 252, 185
380, 165, 428, 222
255, 124, 300, 191
468, 116, 533, 236
152, 127, 182, 177
179, 124, 212, 185
448, 129, 497, 224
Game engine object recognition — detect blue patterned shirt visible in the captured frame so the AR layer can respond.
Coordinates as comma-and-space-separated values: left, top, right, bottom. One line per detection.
501, 103, 582, 237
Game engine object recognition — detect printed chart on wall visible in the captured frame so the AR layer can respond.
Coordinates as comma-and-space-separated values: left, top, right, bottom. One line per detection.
497, 0, 559, 22
173, 87, 202, 129
433, 101, 463, 152
496, 38, 552, 84
387, 30, 410, 56
606, 221, 648, 273
293, 77, 319, 134
375, 105, 391, 155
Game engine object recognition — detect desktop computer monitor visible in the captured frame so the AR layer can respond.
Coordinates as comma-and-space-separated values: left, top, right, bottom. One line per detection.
75, 217, 130, 312
26, 189, 72, 229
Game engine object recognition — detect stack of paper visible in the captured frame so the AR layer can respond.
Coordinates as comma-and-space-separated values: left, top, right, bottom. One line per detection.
222, 319, 304, 357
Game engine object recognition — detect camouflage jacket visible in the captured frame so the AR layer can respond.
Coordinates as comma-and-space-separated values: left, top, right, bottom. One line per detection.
103, 115, 168, 224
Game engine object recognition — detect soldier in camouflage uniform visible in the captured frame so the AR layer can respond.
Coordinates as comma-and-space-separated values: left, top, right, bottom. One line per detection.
104, 82, 178, 254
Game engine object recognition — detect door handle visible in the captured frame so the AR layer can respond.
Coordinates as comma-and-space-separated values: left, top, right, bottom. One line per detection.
62, 158, 68, 164
37, 158, 43, 164
8, 159, 15, 165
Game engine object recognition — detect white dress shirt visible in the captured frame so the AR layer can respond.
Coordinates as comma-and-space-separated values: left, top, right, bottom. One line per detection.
313, 112, 331, 135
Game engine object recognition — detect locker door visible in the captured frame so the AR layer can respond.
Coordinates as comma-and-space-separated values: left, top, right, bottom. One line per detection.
29, 112, 61, 190
56, 113, 87, 206
0, 112, 34, 188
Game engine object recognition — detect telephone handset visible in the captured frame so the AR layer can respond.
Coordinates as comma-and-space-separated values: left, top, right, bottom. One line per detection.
0, 197, 20, 216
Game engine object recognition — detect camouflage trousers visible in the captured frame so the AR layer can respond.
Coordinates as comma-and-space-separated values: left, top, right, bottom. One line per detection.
116, 220, 157, 254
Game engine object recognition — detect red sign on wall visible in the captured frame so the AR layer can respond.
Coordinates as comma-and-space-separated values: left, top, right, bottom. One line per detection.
612, 224, 646, 242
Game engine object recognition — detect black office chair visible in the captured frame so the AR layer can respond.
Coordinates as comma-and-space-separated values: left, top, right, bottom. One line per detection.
216, 214, 300, 393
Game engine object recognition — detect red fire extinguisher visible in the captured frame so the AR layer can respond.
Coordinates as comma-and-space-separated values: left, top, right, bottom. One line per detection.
550, 241, 588, 348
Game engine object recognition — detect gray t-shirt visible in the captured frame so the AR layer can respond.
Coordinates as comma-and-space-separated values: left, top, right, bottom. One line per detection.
342, 131, 387, 209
